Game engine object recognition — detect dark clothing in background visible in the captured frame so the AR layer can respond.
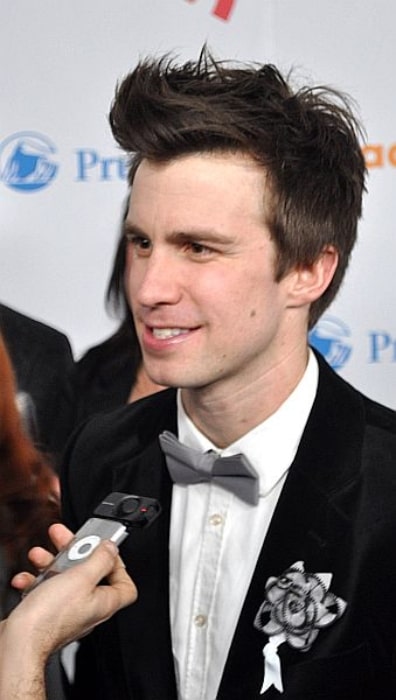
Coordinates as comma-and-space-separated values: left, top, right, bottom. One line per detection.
0, 303, 75, 468
75, 322, 140, 423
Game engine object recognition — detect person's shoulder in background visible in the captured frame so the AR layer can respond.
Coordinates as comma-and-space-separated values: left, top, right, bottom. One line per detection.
0, 303, 72, 358
0, 302, 76, 469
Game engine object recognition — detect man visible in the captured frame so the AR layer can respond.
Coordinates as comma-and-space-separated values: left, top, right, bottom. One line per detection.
58, 51, 396, 699
0, 303, 75, 467
0, 527, 136, 700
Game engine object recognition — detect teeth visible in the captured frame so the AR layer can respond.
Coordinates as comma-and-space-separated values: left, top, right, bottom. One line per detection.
152, 328, 189, 339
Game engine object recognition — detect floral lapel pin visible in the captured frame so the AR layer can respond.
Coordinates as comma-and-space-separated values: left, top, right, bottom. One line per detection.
253, 561, 347, 694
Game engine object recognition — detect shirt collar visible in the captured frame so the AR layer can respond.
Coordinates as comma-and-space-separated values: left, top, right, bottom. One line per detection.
176, 349, 318, 497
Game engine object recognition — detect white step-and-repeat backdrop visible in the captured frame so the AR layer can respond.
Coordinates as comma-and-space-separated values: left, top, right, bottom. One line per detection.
1, 0, 395, 407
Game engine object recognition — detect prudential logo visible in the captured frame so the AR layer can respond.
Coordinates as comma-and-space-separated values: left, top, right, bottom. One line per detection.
309, 316, 352, 371
0, 131, 58, 192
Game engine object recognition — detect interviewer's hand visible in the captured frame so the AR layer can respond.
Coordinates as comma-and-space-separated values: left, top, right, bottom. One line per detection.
11, 522, 137, 650
0, 523, 137, 699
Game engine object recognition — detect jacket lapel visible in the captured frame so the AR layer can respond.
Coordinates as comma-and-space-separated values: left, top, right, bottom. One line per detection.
219, 355, 366, 698
110, 401, 178, 698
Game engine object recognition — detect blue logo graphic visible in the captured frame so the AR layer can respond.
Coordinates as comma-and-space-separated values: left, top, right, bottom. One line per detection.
0, 131, 58, 192
309, 316, 352, 371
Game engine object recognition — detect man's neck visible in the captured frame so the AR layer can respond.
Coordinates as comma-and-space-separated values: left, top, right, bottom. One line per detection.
180, 344, 310, 449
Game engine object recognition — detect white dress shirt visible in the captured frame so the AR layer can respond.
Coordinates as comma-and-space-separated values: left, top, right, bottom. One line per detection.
169, 350, 319, 700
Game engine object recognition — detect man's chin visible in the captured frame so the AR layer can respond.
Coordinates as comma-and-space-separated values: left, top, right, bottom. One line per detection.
144, 370, 178, 389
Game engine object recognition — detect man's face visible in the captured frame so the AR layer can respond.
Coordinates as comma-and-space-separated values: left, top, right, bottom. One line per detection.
124, 152, 300, 397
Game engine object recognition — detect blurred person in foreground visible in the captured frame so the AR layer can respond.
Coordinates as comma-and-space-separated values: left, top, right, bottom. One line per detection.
0, 333, 68, 697
0, 334, 59, 617
17, 50, 396, 699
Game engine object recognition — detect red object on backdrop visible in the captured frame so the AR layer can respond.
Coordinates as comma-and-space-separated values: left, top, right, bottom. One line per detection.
185, 0, 235, 21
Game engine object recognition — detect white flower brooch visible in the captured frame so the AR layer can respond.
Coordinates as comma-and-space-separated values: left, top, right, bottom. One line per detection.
253, 561, 347, 694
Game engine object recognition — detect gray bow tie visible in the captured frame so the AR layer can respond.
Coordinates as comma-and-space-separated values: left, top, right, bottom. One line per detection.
159, 430, 259, 506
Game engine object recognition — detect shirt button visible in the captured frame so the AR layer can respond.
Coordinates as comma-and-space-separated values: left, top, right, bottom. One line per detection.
194, 614, 207, 628
209, 513, 224, 527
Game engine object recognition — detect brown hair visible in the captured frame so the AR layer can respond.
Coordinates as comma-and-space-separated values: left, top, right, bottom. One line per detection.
0, 335, 59, 576
109, 49, 367, 327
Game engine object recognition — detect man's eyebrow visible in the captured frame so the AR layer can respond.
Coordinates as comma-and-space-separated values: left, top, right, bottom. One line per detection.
123, 222, 234, 245
123, 222, 147, 238
168, 229, 234, 245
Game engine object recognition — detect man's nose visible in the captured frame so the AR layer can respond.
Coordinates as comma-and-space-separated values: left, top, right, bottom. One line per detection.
135, 251, 181, 307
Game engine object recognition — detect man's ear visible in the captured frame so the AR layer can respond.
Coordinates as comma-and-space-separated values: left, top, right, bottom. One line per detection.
287, 245, 339, 308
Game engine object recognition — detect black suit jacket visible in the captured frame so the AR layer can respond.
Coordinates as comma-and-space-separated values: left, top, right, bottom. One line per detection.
0, 303, 75, 467
62, 352, 396, 699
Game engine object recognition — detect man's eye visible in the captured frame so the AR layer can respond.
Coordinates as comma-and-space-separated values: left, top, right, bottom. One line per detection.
187, 241, 211, 255
125, 233, 151, 251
